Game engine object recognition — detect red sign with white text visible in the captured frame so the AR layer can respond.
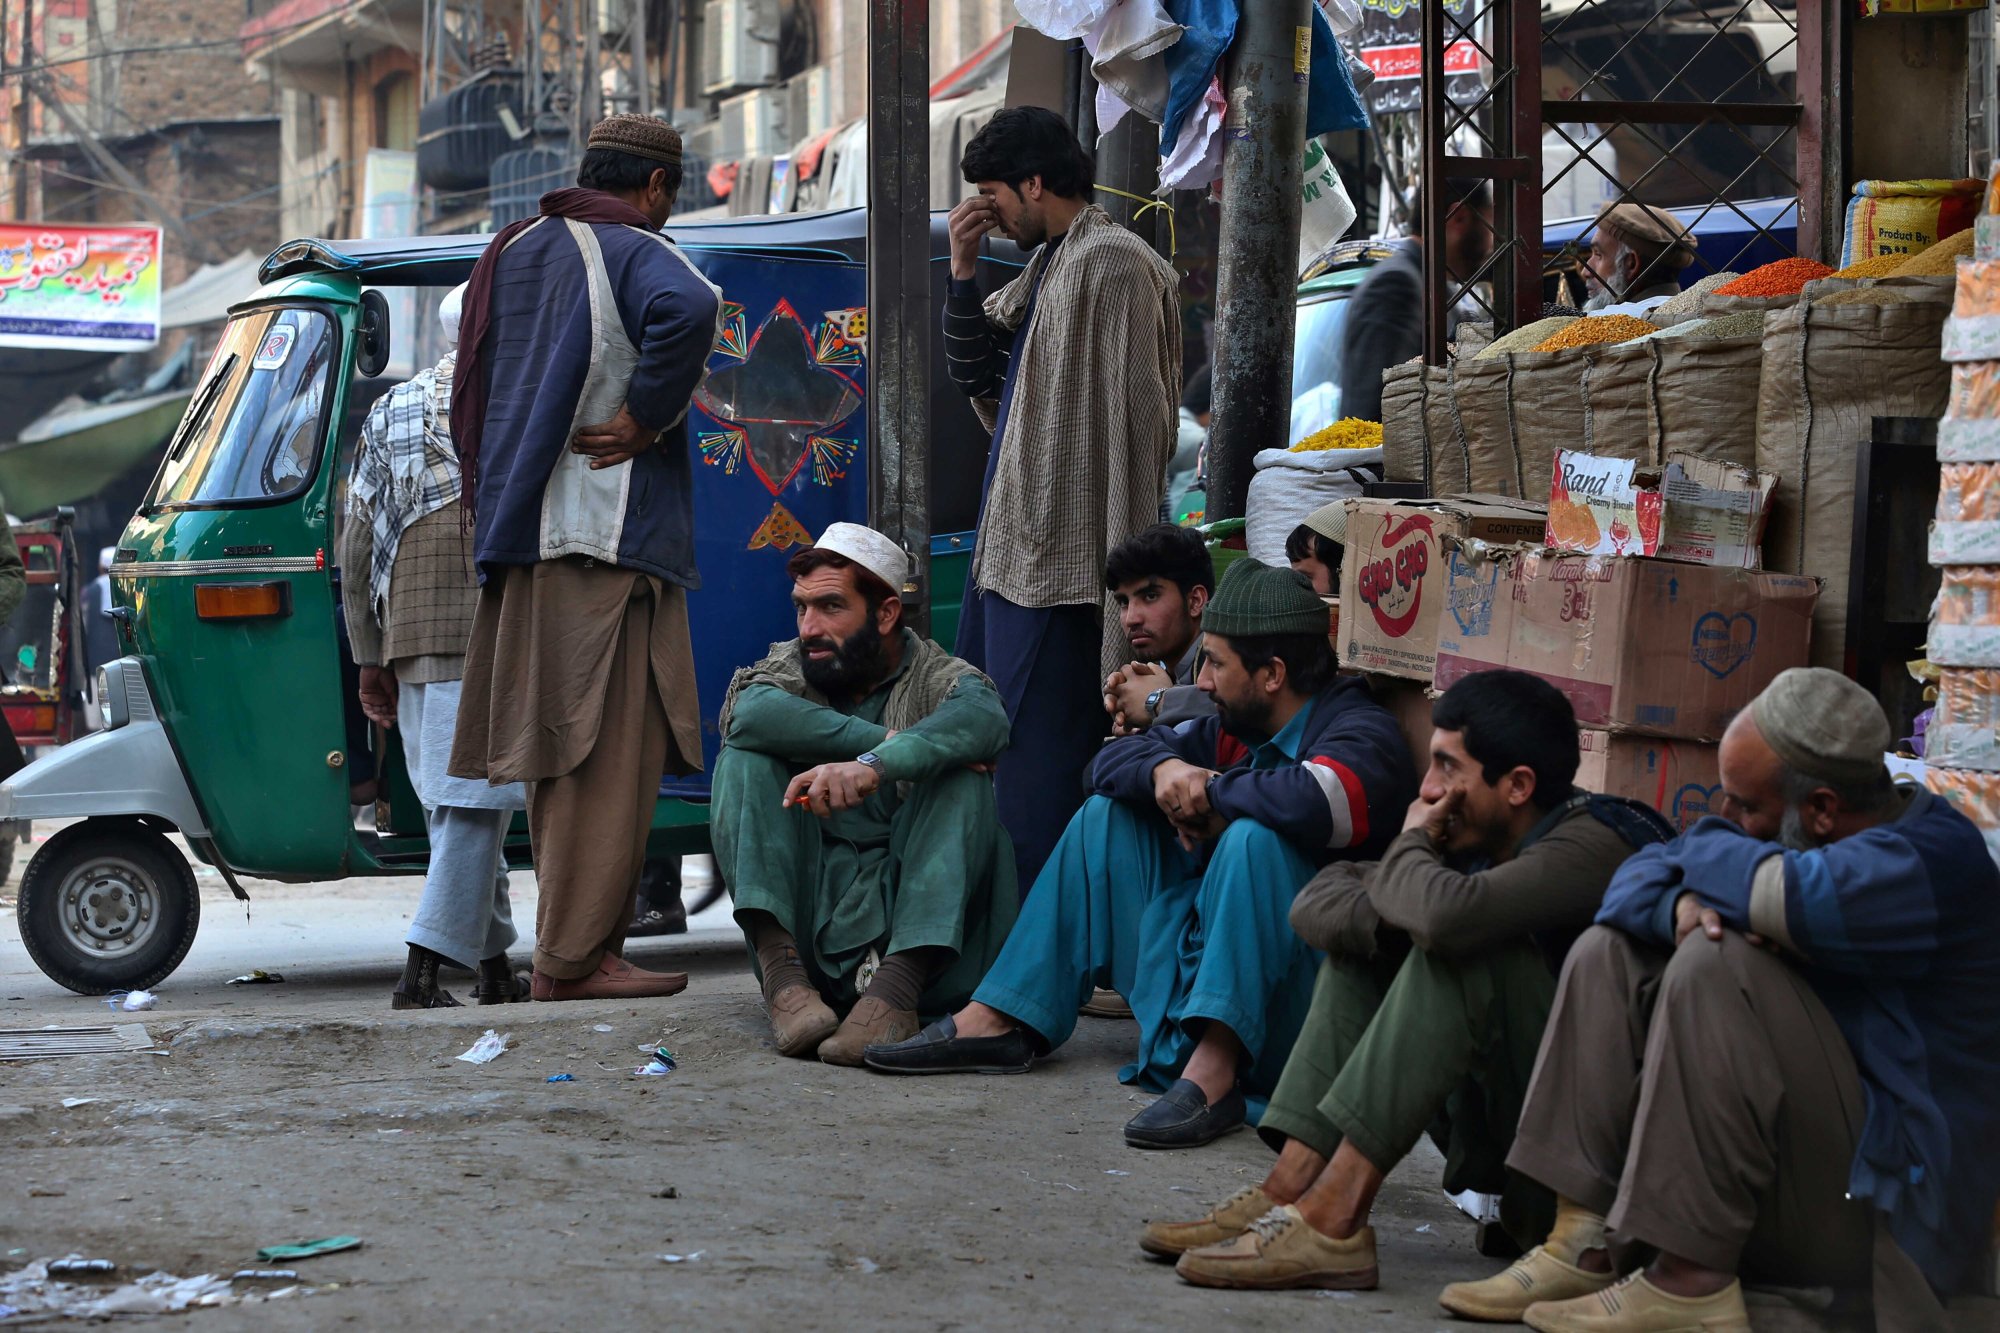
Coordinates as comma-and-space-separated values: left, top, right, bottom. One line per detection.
1360, 40, 1483, 82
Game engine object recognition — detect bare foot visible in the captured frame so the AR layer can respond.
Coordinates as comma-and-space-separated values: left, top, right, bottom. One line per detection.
1578, 1247, 1613, 1274
952, 1001, 1016, 1038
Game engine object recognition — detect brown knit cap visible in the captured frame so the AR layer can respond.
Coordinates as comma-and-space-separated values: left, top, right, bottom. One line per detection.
587, 114, 683, 166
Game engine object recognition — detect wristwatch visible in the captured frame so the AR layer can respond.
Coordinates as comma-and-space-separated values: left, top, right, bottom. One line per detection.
856, 752, 886, 778
1145, 688, 1167, 719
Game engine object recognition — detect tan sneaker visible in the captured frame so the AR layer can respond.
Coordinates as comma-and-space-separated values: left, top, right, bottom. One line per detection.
817, 996, 919, 1067
767, 983, 840, 1057
1081, 988, 1134, 1019
1440, 1245, 1617, 1322
1139, 1184, 1274, 1258
1173, 1205, 1377, 1291
1523, 1273, 1750, 1333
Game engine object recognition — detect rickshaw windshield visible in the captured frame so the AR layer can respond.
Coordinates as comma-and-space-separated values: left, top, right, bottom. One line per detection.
147, 305, 338, 510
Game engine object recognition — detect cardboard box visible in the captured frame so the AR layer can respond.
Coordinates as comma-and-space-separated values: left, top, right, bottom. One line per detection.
1433, 546, 1819, 741
1337, 494, 1549, 681
1364, 674, 1437, 779
1575, 728, 1723, 833
1546, 450, 1777, 568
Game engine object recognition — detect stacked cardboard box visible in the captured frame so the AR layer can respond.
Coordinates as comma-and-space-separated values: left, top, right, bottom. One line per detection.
1925, 228, 2000, 866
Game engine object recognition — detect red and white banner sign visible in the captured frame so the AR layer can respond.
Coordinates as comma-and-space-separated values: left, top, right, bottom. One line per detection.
1360, 39, 1483, 83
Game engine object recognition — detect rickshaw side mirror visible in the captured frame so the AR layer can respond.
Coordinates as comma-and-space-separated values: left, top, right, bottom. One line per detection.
357, 289, 393, 379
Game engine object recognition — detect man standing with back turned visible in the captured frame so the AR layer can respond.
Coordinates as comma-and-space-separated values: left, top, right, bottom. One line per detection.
449, 114, 722, 1001
943, 105, 1181, 899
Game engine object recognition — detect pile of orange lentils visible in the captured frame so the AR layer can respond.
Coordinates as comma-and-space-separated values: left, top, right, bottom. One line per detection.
1713, 258, 1834, 298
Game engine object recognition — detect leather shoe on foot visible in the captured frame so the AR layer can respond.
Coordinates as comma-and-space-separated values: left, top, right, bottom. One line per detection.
1522, 1273, 1750, 1333
530, 955, 689, 1001
1140, 1184, 1275, 1258
767, 983, 840, 1056
1124, 1078, 1245, 1148
1439, 1245, 1616, 1323
861, 1014, 1035, 1074
1175, 1206, 1377, 1291
818, 996, 919, 1066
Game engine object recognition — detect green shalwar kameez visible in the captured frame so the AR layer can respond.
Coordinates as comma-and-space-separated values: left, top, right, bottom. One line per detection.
712, 635, 1018, 1015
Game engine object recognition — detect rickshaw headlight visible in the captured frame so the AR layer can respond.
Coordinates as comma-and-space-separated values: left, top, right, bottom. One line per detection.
97, 660, 132, 731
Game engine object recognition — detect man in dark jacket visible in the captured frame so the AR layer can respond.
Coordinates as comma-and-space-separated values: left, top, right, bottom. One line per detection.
1154, 671, 1670, 1292
1445, 668, 2000, 1332
448, 114, 722, 1002
1102, 522, 1215, 736
866, 561, 1415, 1149
1335, 180, 1492, 423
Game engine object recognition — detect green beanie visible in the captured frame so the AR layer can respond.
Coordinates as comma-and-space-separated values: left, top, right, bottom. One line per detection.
1204, 558, 1328, 638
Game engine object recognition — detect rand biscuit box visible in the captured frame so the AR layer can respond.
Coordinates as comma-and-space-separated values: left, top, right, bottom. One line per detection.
1336, 494, 1548, 681
1433, 544, 1819, 741
1546, 449, 1777, 568
1575, 728, 1723, 833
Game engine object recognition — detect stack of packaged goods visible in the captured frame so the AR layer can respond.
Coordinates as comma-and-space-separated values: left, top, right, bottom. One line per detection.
1429, 449, 1814, 834
1925, 174, 2000, 865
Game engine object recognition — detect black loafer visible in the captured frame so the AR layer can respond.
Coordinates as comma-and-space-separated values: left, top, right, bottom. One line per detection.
1123, 1079, 1246, 1149
861, 1015, 1036, 1075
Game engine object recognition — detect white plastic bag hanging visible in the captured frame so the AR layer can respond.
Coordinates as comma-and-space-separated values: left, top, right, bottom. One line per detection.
1298, 139, 1359, 277
1088, 0, 1183, 124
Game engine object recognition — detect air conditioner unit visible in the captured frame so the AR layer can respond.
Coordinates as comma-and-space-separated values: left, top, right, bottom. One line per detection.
785, 64, 833, 141
717, 87, 789, 159
701, 0, 782, 98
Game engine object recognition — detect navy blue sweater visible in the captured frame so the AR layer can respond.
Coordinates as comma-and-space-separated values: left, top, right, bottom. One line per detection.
1091, 675, 1416, 865
468, 214, 721, 584
1597, 789, 2000, 1294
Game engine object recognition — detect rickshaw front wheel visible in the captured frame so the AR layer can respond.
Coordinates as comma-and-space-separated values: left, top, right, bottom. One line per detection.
15, 820, 200, 995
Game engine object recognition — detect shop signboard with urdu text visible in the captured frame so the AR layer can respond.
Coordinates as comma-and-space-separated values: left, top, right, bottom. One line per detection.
0, 223, 161, 351
1356, 0, 1485, 116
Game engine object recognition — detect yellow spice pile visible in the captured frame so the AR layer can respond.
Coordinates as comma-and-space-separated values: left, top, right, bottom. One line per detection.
1829, 253, 1907, 280
1891, 228, 1975, 277
1292, 418, 1384, 453
1531, 314, 1661, 353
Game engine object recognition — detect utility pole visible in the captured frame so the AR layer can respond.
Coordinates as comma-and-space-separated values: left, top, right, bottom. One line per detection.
26, 73, 199, 254
1204, 0, 1312, 523
865, 0, 930, 630
7, 0, 30, 219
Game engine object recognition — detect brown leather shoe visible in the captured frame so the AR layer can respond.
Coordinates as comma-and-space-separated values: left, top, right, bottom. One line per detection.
767, 983, 841, 1056
817, 995, 919, 1067
531, 955, 689, 1001
1140, 1184, 1275, 1258
1080, 987, 1134, 1019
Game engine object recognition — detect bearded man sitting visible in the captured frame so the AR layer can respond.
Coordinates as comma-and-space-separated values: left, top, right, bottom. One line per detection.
711, 524, 1018, 1066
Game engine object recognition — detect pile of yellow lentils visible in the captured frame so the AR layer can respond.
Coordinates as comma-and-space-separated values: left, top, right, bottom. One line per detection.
1291, 418, 1385, 453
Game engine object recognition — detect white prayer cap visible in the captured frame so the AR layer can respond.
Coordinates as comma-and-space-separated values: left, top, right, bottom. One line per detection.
439, 283, 467, 347
98, 546, 116, 573
812, 522, 909, 594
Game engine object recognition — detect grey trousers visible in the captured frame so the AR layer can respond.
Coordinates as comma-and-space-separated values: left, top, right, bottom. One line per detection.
406, 803, 517, 971
1508, 925, 1874, 1286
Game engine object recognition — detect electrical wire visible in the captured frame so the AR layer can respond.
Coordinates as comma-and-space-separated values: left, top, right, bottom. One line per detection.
0, 10, 341, 81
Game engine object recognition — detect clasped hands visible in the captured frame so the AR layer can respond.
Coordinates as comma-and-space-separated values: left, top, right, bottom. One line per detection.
1152, 757, 1225, 850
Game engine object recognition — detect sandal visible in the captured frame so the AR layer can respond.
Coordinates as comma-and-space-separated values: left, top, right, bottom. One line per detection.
472, 955, 532, 1005
392, 946, 463, 1009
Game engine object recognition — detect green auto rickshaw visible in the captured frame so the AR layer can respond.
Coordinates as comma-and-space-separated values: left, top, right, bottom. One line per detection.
3, 209, 1005, 994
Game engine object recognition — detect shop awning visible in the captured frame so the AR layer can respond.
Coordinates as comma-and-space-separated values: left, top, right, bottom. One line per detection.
0, 388, 192, 515
160, 251, 261, 330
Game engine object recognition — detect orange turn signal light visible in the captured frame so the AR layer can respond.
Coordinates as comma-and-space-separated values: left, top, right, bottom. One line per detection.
194, 581, 292, 620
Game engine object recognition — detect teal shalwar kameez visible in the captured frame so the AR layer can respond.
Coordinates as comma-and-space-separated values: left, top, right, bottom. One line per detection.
972, 708, 1325, 1118
712, 634, 1018, 1015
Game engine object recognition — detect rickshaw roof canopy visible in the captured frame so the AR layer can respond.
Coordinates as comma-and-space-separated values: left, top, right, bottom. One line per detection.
257, 208, 907, 287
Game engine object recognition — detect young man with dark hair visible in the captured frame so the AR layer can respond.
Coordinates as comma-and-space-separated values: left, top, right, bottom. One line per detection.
1153, 669, 1673, 1294
1102, 522, 1215, 735
1336, 178, 1494, 423
867, 561, 1415, 1151
942, 104, 1182, 905
447, 114, 720, 1001
1285, 501, 1348, 597
711, 524, 1017, 1065
1445, 669, 2000, 1332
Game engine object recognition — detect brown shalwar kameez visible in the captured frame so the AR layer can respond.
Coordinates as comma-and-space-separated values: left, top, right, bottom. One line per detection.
451, 556, 701, 979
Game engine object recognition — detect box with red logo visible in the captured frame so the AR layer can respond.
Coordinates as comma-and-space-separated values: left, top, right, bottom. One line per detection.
1336, 495, 1548, 681
1547, 450, 1776, 568
1574, 728, 1723, 833
1432, 546, 1818, 741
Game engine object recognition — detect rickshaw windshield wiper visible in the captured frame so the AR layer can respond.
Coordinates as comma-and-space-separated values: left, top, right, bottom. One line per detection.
165, 353, 237, 466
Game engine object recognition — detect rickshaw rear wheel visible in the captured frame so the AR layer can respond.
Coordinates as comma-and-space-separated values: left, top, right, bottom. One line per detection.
15, 820, 200, 995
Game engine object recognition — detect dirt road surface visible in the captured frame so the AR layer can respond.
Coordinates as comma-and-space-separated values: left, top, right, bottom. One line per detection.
1, 851, 1492, 1331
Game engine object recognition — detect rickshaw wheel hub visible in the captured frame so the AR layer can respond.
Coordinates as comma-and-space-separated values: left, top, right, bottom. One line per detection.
58, 859, 158, 957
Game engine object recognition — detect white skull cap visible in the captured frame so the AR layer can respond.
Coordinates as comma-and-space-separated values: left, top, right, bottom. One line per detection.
439, 283, 467, 347
812, 522, 909, 593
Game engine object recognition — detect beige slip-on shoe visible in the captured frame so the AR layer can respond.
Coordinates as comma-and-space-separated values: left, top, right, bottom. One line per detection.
768, 983, 841, 1057
1139, 1184, 1275, 1258
1173, 1205, 1377, 1291
1439, 1245, 1618, 1322
1081, 988, 1134, 1019
817, 995, 919, 1067
1522, 1273, 1751, 1333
